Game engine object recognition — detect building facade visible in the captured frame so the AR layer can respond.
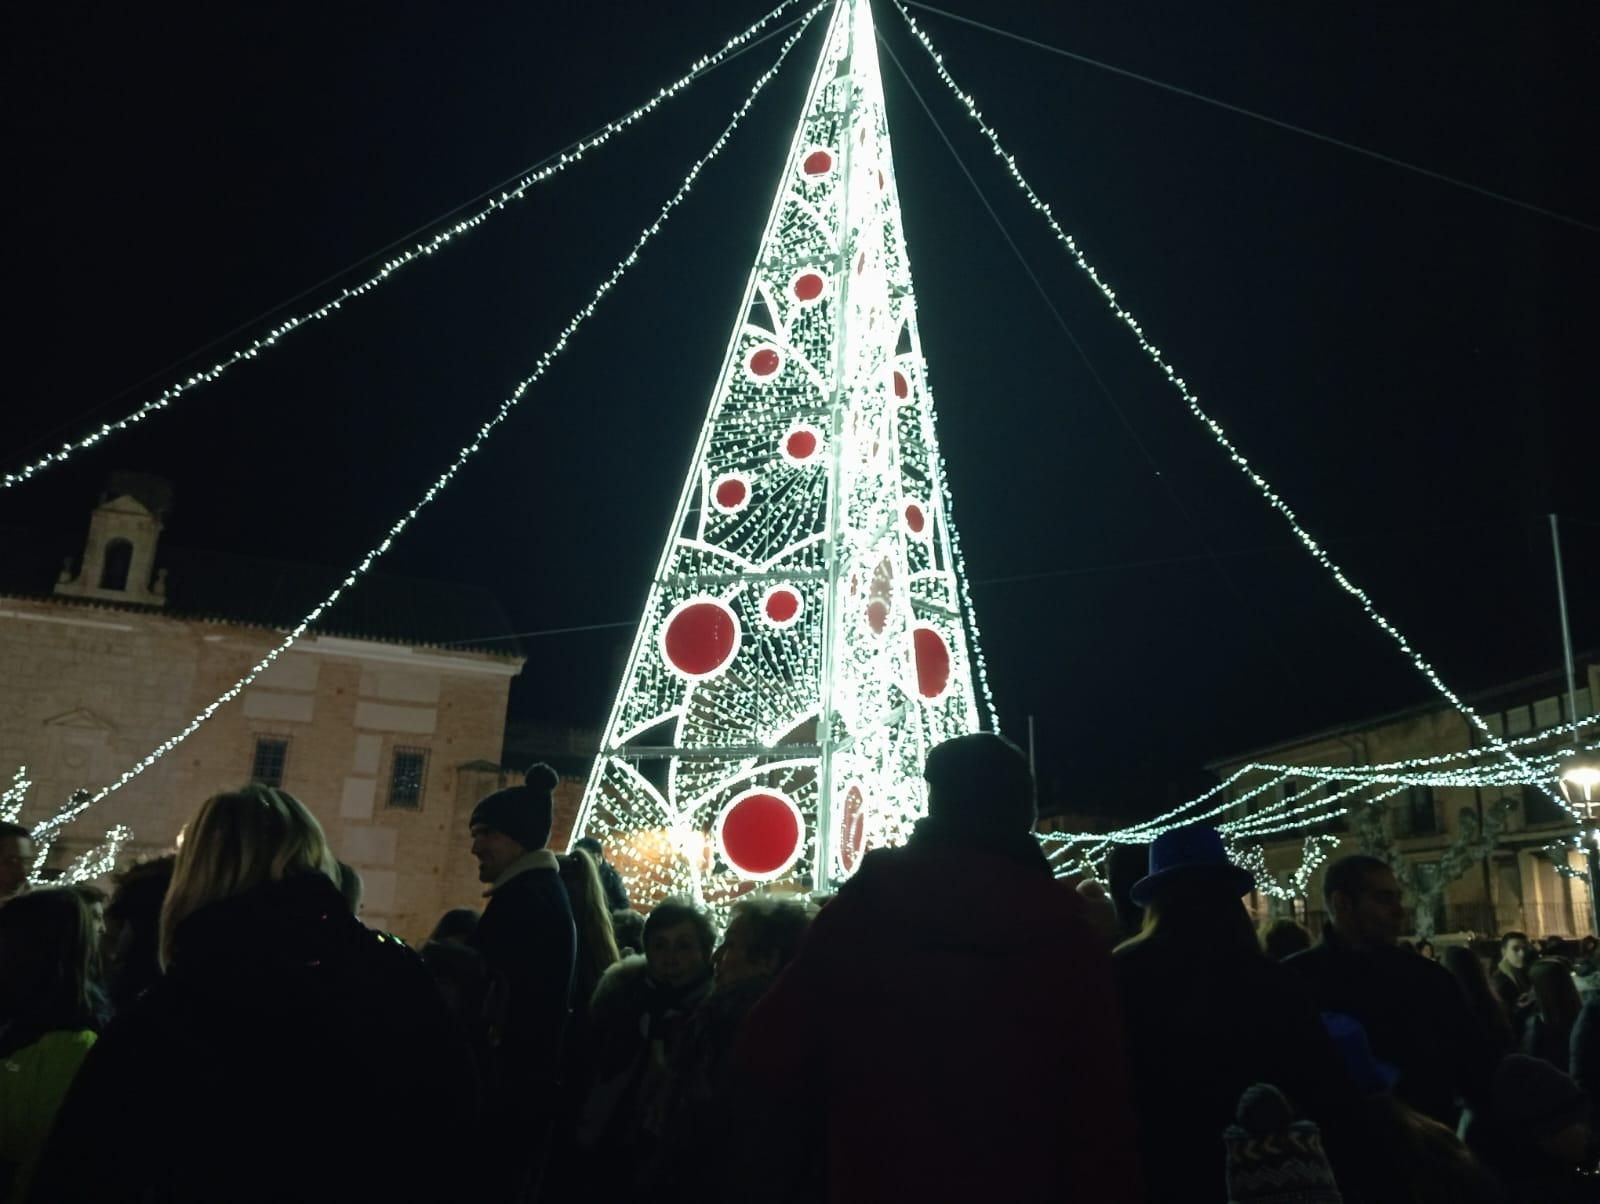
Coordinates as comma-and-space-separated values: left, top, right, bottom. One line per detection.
1, 475, 526, 942
1211, 660, 1600, 940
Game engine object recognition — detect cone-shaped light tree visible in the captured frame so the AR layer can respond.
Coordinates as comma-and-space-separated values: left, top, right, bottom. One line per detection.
573, 0, 993, 907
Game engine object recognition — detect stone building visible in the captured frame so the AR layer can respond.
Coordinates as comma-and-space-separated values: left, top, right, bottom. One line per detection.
0, 474, 529, 942
1210, 658, 1600, 939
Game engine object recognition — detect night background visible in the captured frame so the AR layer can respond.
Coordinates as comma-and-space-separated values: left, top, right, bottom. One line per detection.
5, 0, 1597, 823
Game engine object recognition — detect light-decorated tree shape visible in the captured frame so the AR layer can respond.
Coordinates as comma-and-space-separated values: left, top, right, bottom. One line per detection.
573, 0, 991, 908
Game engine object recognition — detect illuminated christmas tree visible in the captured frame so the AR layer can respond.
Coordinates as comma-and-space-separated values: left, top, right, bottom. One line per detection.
573, 0, 992, 906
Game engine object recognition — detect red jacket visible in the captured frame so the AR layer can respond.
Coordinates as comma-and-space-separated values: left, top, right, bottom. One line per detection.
738, 826, 1144, 1203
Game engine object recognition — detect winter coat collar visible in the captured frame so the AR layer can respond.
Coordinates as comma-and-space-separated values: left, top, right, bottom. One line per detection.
590, 953, 713, 1021
484, 848, 558, 896
169, 873, 366, 985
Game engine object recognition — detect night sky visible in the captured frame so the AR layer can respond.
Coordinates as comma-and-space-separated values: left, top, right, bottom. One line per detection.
5, 1, 1598, 819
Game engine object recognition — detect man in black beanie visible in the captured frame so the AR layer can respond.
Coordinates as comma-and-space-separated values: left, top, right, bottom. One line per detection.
467, 763, 576, 1202
739, 733, 1142, 1203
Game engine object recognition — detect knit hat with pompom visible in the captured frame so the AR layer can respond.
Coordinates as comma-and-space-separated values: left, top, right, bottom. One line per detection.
469, 763, 559, 852
1224, 1083, 1343, 1203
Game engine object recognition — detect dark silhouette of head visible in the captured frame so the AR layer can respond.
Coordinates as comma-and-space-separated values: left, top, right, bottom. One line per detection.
922, 733, 1035, 833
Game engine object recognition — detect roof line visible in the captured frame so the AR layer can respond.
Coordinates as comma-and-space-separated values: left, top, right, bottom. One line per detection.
1206, 652, 1598, 770
0, 589, 524, 662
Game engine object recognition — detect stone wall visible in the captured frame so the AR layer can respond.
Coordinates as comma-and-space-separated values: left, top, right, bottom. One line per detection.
0, 594, 522, 944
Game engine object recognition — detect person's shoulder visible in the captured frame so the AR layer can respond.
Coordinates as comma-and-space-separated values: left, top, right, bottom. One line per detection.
591, 953, 651, 1016
1280, 940, 1335, 974
1406, 949, 1463, 993
488, 866, 570, 914
356, 926, 429, 977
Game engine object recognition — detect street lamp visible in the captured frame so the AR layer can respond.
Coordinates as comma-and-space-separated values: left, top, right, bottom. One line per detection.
1549, 516, 1598, 934
1559, 752, 1600, 812
1557, 750, 1600, 938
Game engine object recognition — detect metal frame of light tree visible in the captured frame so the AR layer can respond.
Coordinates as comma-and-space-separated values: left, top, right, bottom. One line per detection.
572, 0, 986, 908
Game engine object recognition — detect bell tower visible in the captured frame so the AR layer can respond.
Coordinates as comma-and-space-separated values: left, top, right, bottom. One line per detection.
55, 472, 171, 607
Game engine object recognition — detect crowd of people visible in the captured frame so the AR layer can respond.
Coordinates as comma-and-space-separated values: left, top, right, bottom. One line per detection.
3, 736, 1600, 1201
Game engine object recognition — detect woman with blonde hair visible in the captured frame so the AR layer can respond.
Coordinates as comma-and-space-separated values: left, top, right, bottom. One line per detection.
545, 848, 622, 1198
31, 785, 476, 1204
558, 847, 621, 1013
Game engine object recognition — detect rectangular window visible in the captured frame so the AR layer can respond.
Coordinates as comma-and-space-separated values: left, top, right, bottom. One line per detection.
1534, 697, 1562, 731
1407, 786, 1438, 836
1506, 705, 1533, 736
388, 746, 428, 810
250, 737, 289, 788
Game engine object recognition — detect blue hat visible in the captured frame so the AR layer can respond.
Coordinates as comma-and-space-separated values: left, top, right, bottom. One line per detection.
1129, 824, 1255, 907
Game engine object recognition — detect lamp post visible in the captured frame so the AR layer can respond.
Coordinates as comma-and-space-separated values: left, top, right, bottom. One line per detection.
1558, 752, 1600, 937
1549, 515, 1597, 935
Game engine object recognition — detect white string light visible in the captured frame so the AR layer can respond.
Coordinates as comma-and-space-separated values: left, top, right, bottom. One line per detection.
27, 5, 828, 866
890, 0, 1568, 816
0, 765, 30, 824
1228, 833, 1340, 901
1, 0, 812, 492
1042, 730, 1600, 882
58, 824, 133, 886
926, 443, 1001, 730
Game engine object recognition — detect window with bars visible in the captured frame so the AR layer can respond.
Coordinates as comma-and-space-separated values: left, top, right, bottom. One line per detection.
250, 737, 289, 788
388, 747, 428, 810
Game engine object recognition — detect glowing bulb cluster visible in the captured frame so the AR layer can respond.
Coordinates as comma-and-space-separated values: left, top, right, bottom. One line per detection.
1, 0, 813, 492
57, 825, 134, 886
891, 0, 1569, 818
1227, 834, 1339, 901
26, 6, 827, 858
0, 765, 30, 825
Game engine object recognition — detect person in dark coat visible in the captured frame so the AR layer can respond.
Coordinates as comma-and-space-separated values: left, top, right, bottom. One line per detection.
573, 836, 631, 912
28, 785, 475, 1204
1284, 854, 1489, 1126
738, 733, 1143, 1204
1445, 944, 1518, 1067
467, 762, 576, 1203
1493, 931, 1537, 1032
577, 897, 716, 1192
1524, 957, 1583, 1072
643, 895, 813, 1198
1479, 1054, 1597, 1202
1113, 825, 1367, 1203
101, 852, 174, 1016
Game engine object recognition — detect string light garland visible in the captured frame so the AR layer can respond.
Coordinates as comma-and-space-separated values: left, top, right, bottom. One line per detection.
1042, 730, 1600, 884
58, 824, 133, 886
923, 410, 1001, 731
1, 0, 813, 493
0, 766, 30, 824
1227, 833, 1340, 901
573, 0, 991, 910
890, 0, 1567, 816
26, 5, 828, 868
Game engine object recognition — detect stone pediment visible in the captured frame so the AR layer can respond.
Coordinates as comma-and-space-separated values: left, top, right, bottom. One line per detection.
42, 707, 116, 732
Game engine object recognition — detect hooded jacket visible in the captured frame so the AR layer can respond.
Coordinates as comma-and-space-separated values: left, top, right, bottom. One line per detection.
737, 819, 1144, 1203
